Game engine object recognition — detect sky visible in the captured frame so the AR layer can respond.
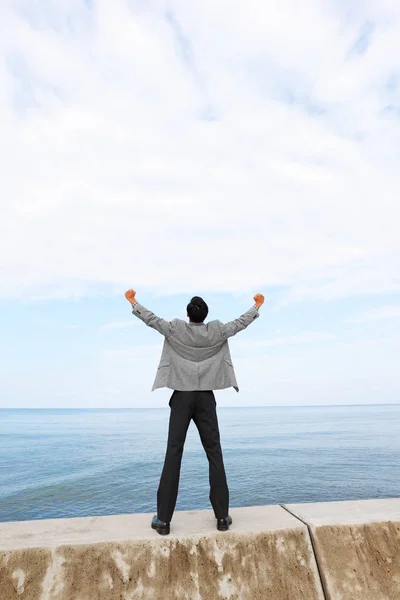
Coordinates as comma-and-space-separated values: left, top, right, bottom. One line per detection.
1, 0, 400, 408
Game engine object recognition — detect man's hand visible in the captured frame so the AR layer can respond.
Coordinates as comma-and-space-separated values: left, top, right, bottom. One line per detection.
253, 293, 265, 308
125, 289, 137, 304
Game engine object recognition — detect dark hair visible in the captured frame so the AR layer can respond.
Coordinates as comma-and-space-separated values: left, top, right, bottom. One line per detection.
187, 296, 208, 323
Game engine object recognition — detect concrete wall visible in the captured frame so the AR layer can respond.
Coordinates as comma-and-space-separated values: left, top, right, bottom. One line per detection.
285, 498, 400, 600
0, 499, 399, 600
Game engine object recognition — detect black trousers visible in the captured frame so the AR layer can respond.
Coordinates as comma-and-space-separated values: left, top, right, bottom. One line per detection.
157, 390, 229, 523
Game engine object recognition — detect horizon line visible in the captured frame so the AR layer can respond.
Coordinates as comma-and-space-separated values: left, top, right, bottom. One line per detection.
1, 403, 399, 410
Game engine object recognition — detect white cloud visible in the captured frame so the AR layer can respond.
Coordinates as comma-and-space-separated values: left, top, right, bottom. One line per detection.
235, 330, 336, 351
31, 317, 81, 329
101, 319, 138, 330
103, 344, 161, 361
347, 305, 400, 323
1, 0, 400, 302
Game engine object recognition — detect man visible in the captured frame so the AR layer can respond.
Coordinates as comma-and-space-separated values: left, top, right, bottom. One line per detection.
124, 289, 264, 535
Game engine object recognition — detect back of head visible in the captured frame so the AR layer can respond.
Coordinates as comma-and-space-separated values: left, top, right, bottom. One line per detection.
187, 296, 209, 323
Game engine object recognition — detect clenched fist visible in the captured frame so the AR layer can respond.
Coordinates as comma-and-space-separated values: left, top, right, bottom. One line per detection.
125, 289, 137, 304
253, 293, 265, 308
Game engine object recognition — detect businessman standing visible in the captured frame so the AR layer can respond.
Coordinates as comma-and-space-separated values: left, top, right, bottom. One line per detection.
125, 290, 264, 535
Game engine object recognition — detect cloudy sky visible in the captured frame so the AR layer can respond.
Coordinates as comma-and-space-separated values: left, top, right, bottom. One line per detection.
1, 0, 400, 408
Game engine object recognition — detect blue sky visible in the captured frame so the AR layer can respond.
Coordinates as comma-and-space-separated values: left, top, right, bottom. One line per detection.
1, 0, 400, 407
1, 290, 400, 407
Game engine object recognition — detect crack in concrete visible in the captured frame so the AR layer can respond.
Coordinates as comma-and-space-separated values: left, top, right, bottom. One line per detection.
281, 504, 329, 600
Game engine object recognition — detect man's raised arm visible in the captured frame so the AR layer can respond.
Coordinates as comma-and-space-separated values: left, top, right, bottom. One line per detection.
125, 289, 177, 338
220, 293, 264, 339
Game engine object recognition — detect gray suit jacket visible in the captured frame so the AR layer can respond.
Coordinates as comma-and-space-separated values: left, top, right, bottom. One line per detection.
131, 302, 260, 392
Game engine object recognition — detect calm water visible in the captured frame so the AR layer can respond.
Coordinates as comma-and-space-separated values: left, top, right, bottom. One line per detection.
0, 405, 399, 523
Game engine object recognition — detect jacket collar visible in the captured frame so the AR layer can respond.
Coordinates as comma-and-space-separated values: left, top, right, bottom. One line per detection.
188, 321, 205, 326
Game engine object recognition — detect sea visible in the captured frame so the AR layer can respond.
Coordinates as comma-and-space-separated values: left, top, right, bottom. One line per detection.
0, 405, 399, 523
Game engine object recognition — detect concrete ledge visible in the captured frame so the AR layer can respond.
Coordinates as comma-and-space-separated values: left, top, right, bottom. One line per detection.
285, 498, 400, 600
0, 506, 324, 600
2, 499, 400, 599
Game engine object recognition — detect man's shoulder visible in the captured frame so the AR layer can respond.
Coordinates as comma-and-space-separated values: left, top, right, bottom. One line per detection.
173, 318, 222, 329
172, 318, 188, 328
206, 319, 223, 328
171, 318, 224, 329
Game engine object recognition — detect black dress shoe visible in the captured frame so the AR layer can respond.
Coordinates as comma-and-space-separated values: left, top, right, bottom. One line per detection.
217, 515, 233, 531
151, 515, 170, 536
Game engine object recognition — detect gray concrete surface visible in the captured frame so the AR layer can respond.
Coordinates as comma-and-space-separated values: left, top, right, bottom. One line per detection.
285, 497, 400, 526
285, 498, 400, 600
0, 505, 324, 600
0, 505, 304, 549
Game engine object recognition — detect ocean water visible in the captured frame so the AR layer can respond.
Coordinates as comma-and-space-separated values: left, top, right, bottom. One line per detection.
0, 405, 399, 523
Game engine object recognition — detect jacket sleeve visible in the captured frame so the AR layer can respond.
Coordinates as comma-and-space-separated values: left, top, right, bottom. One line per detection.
219, 305, 260, 339
131, 302, 177, 337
